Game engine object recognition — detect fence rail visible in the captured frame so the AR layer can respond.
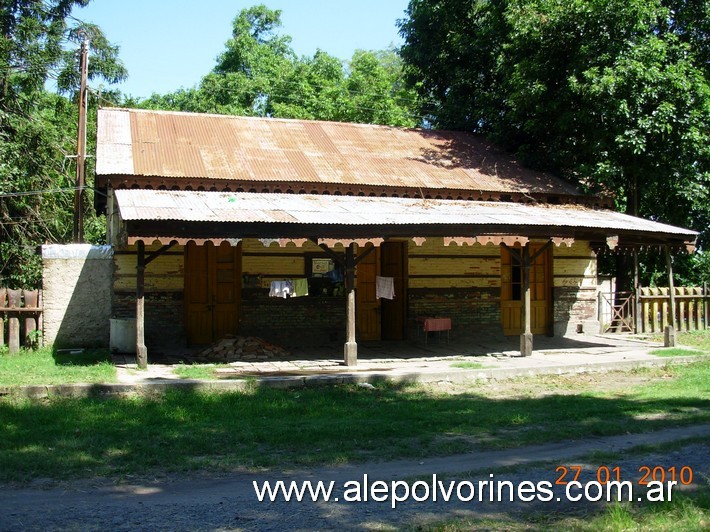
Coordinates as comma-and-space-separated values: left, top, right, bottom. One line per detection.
639, 286, 708, 333
599, 285, 708, 334
0, 288, 43, 353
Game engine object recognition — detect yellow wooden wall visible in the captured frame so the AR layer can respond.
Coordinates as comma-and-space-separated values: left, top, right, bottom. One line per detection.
113, 244, 185, 292
408, 238, 501, 288
552, 241, 597, 289
113, 239, 596, 293
241, 239, 347, 288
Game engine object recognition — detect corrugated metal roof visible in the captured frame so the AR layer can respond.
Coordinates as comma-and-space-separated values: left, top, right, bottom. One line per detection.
113, 189, 697, 238
97, 108, 581, 196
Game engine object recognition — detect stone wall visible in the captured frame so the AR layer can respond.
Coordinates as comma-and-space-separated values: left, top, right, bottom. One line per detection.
42, 244, 113, 348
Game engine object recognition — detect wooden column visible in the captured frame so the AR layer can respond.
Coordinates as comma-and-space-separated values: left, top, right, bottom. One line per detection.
7, 289, 21, 354
344, 243, 357, 366
136, 240, 148, 368
664, 246, 677, 347
0, 288, 6, 348
633, 249, 641, 333
23, 290, 39, 345
520, 244, 533, 356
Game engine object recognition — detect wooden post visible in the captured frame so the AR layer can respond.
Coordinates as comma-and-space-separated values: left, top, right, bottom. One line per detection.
0, 287, 6, 348
633, 250, 641, 333
7, 289, 21, 354
136, 240, 148, 368
23, 290, 38, 345
73, 35, 89, 243
344, 243, 357, 366
520, 244, 533, 356
664, 247, 677, 347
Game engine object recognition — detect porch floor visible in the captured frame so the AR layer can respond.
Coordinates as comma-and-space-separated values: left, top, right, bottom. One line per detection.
111, 332, 680, 384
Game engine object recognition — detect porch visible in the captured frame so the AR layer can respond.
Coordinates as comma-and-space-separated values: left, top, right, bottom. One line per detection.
111, 331, 669, 382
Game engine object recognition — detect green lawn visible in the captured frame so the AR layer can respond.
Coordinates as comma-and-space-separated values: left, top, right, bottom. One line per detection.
650, 329, 710, 358
0, 346, 116, 386
0, 360, 708, 482
424, 484, 709, 531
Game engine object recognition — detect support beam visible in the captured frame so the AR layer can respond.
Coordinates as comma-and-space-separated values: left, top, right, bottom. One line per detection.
520, 244, 533, 356
633, 249, 641, 333
133, 241, 176, 369
313, 238, 377, 366
664, 246, 677, 347
501, 240, 553, 356
344, 243, 357, 365
136, 240, 148, 369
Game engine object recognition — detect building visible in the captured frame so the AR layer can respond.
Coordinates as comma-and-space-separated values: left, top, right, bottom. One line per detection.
94, 108, 697, 366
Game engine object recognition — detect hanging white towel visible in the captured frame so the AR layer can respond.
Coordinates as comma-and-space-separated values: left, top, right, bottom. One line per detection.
269, 280, 293, 298
376, 276, 395, 300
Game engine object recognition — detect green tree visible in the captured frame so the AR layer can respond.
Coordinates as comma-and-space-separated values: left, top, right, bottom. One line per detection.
0, 0, 126, 287
139, 5, 420, 127
399, 0, 710, 285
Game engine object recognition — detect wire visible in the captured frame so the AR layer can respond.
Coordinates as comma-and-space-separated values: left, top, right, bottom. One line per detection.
0, 185, 106, 199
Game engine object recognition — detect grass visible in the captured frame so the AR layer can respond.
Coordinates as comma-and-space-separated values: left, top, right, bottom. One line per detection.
0, 360, 708, 482
651, 347, 707, 357
648, 329, 710, 351
0, 346, 116, 386
648, 329, 709, 358
423, 481, 710, 531
450, 361, 484, 369
173, 363, 230, 380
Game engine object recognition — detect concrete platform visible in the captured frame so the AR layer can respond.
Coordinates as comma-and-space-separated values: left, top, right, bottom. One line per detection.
108, 333, 702, 390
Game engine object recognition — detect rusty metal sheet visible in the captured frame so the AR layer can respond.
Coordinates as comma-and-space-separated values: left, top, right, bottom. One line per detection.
113, 189, 698, 242
98, 108, 582, 195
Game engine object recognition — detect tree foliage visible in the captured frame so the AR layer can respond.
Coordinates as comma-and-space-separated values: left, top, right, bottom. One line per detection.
399, 0, 710, 283
140, 5, 420, 127
0, 0, 126, 287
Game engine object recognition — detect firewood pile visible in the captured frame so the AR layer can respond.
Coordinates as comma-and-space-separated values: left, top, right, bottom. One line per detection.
191, 336, 290, 363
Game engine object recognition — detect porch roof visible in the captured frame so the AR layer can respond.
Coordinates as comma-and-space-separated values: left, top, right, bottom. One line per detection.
113, 189, 697, 250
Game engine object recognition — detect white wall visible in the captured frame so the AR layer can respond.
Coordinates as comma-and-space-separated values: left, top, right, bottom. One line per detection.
42, 244, 114, 348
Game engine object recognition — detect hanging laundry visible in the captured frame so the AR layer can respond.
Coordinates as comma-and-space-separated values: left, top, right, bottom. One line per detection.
376, 276, 395, 300
269, 280, 294, 298
292, 278, 309, 297
326, 268, 344, 282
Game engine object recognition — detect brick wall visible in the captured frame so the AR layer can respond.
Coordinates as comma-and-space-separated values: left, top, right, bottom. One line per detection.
113, 291, 185, 352
240, 289, 345, 346
409, 287, 501, 333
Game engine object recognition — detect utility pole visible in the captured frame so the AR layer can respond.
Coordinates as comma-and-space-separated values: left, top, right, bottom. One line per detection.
73, 34, 89, 243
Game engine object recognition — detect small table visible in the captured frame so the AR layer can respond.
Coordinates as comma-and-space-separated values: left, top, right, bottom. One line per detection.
420, 317, 452, 345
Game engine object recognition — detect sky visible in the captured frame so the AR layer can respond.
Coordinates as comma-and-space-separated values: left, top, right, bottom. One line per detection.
72, 0, 411, 99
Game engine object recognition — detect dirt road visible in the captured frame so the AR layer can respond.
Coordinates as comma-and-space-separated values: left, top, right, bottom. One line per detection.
1, 424, 708, 531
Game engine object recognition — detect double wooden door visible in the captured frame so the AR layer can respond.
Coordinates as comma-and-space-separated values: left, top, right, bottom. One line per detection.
184, 242, 242, 345
356, 242, 407, 341
501, 243, 552, 335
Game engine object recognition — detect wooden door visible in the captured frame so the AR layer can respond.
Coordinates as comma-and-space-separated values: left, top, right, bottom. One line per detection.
184, 241, 242, 345
356, 246, 381, 341
380, 242, 407, 340
501, 243, 551, 335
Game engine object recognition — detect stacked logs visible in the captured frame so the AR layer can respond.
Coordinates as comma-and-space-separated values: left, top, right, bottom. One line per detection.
192, 336, 290, 363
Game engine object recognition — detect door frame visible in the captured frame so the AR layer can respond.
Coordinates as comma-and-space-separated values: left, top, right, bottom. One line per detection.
355, 241, 408, 341
184, 241, 242, 345
500, 243, 553, 336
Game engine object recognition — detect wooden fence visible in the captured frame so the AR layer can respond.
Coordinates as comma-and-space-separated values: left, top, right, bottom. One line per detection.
0, 288, 43, 353
638, 286, 708, 333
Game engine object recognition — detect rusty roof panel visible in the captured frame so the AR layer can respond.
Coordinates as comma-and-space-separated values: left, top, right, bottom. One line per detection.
113, 190, 698, 240
98, 108, 582, 195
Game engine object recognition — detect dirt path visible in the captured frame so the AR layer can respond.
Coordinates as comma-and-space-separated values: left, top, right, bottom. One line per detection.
2, 424, 708, 531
